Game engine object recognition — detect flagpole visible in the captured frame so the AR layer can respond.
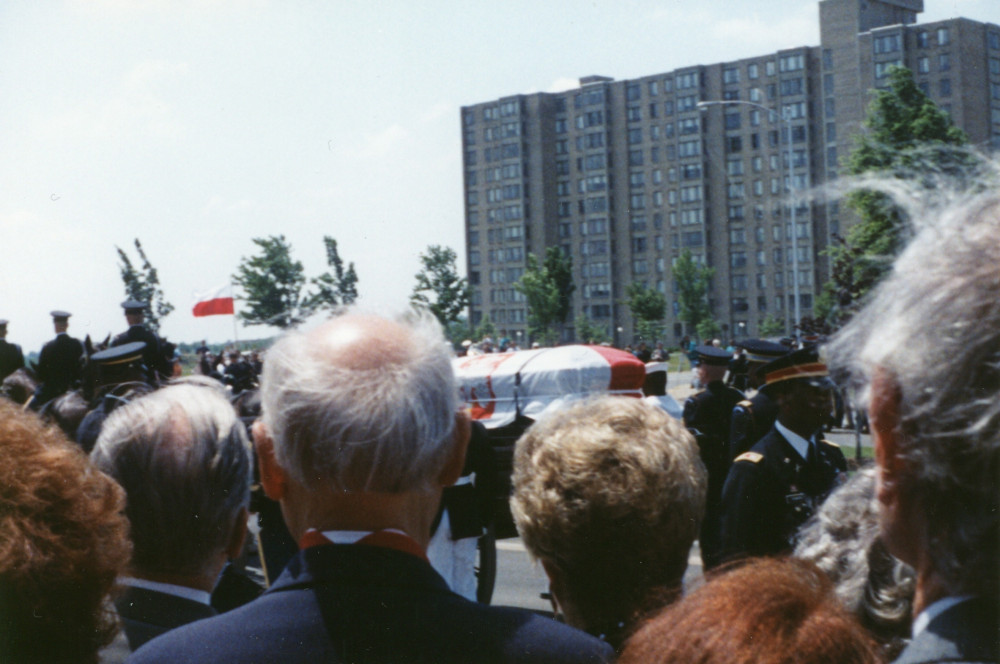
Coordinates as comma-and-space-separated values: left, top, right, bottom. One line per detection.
231, 280, 239, 351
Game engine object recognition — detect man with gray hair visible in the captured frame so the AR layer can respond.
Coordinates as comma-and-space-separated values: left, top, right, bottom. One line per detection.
90, 383, 252, 651
129, 307, 612, 663
829, 190, 1000, 663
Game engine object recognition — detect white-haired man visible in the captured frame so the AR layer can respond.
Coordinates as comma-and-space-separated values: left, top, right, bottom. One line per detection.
830, 191, 1000, 663
91, 383, 252, 652
129, 307, 613, 663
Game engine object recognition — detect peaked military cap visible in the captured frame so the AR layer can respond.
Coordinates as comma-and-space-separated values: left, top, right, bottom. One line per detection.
760, 345, 833, 390
739, 338, 789, 364
91, 341, 146, 366
50, 310, 72, 321
692, 345, 731, 366
121, 300, 148, 313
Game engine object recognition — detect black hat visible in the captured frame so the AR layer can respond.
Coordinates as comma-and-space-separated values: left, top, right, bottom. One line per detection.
692, 345, 730, 367
121, 300, 147, 314
50, 310, 71, 322
760, 346, 833, 390
91, 342, 146, 367
740, 338, 789, 364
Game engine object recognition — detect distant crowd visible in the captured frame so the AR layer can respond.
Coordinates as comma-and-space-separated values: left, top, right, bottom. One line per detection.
1, 187, 997, 663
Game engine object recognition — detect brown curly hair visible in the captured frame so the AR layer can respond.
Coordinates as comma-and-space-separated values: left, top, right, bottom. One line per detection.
0, 400, 131, 663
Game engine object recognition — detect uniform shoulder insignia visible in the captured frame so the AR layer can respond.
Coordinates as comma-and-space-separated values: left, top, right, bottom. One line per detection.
819, 439, 840, 448
734, 451, 763, 463
737, 400, 752, 408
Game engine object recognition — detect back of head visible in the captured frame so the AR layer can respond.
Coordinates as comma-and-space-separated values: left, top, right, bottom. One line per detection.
619, 558, 883, 664
259, 306, 458, 493
0, 401, 130, 664
511, 396, 706, 638
795, 467, 915, 654
829, 187, 1000, 598
91, 383, 251, 578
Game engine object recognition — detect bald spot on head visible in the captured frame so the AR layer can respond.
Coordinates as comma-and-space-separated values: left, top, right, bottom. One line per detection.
307, 313, 415, 372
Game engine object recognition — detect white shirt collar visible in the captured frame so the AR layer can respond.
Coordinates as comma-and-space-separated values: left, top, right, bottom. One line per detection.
775, 420, 811, 460
121, 577, 212, 606
912, 595, 974, 638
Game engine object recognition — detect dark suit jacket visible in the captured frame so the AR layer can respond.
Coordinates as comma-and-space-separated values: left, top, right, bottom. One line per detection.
0, 339, 24, 381
112, 325, 168, 378
718, 426, 846, 560
115, 586, 217, 651
893, 596, 999, 664
36, 333, 84, 400
127, 543, 614, 663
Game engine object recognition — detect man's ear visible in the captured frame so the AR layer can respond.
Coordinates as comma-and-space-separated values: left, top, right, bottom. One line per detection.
253, 421, 288, 501
870, 367, 904, 504
438, 411, 471, 488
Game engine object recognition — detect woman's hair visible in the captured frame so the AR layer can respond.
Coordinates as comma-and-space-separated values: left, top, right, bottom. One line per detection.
0, 401, 132, 663
620, 558, 884, 664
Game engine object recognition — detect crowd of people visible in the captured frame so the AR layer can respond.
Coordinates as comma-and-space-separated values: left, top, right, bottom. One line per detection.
1, 188, 998, 663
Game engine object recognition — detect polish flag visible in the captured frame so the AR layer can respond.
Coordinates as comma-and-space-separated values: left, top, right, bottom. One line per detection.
192, 284, 235, 317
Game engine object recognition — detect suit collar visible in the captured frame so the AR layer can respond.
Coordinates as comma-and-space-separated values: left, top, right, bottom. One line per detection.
775, 421, 811, 461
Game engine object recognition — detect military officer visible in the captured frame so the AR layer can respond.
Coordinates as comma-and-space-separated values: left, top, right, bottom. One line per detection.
728, 339, 789, 460
0, 319, 25, 382
111, 300, 170, 381
34, 310, 85, 406
718, 346, 847, 562
682, 345, 745, 568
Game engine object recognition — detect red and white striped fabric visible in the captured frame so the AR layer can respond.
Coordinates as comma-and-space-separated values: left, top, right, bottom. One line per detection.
453, 344, 647, 428
192, 284, 235, 317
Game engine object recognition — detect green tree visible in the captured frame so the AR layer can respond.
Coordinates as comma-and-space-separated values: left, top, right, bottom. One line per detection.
820, 65, 968, 327
473, 314, 496, 342
671, 249, 715, 338
410, 245, 470, 328
306, 236, 358, 315
515, 248, 575, 345
626, 281, 666, 343
233, 235, 309, 329
758, 314, 786, 337
574, 314, 608, 345
696, 318, 721, 341
116, 238, 174, 334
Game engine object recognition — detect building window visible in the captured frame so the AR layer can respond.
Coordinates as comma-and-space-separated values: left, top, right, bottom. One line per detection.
677, 71, 699, 89
629, 149, 644, 166
873, 34, 901, 54
730, 251, 747, 268
628, 128, 643, 144
937, 27, 949, 46
630, 193, 646, 209
626, 84, 640, 101
679, 139, 701, 157
779, 53, 804, 72
940, 79, 951, 97
648, 80, 659, 96
779, 78, 804, 96
917, 30, 929, 48
682, 164, 702, 179
627, 106, 642, 122
727, 159, 744, 176
748, 63, 759, 79
938, 53, 951, 72
731, 275, 748, 291
682, 231, 704, 247
728, 183, 745, 199
917, 56, 929, 74
765, 60, 776, 76
725, 112, 742, 130
677, 95, 698, 112
730, 228, 746, 244
727, 136, 743, 153
723, 67, 740, 84
875, 60, 902, 78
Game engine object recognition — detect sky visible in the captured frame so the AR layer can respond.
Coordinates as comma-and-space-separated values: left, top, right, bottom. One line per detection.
1, 0, 997, 350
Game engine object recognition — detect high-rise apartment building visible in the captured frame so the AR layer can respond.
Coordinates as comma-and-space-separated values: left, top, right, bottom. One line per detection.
461, 0, 999, 345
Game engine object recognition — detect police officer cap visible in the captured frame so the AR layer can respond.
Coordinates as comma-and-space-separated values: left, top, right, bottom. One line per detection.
760, 346, 834, 391
739, 338, 788, 364
121, 300, 148, 313
91, 341, 146, 366
50, 310, 72, 321
693, 345, 730, 366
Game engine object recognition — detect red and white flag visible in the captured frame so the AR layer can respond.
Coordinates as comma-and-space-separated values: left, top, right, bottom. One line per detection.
192, 284, 235, 317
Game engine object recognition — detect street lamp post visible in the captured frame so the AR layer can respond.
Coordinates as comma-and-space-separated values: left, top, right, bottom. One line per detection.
697, 100, 802, 336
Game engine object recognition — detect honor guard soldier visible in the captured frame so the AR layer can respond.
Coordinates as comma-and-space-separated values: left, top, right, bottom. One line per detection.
728, 339, 790, 460
0, 319, 25, 382
682, 345, 744, 569
718, 346, 847, 562
75, 342, 153, 453
112, 300, 170, 382
34, 310, 85, 406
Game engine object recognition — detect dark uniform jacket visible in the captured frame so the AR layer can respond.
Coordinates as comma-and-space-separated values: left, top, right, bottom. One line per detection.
0, 339, 24, 381
728, 391, 779, 461
36, 333, 84, 402
112, 325, 168, 380
115, 586, 217, 652
683, 380, 745, 568
718, 426, 846, 561
127, 542, 614, 664
892, 596, 999, 664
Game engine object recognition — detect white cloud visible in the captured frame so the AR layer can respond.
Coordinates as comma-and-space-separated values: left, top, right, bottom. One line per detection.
420, 102, 453, 123
352, 124, 411, 160
547, 77, 581, 93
